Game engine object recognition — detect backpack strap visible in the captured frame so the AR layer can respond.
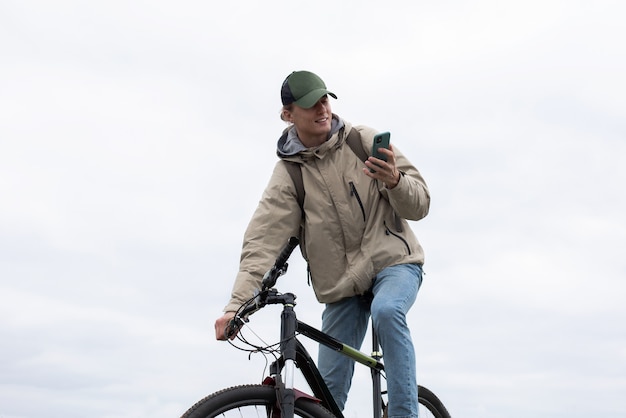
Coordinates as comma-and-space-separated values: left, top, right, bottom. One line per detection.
284, 160, 305, 215
345, 127, 368, 162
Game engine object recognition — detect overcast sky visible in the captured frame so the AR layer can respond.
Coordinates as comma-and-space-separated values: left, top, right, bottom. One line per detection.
1, 1, 625, 417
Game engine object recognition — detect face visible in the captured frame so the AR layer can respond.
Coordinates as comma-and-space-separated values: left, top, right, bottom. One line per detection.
283, 95, 333, 147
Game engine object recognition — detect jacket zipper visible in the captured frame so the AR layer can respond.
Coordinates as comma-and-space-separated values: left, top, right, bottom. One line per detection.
384, 220, 411, 255
349, 181, 366, 222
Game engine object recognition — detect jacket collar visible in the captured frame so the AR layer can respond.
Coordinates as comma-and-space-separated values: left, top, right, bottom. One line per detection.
276, 114, 345, 158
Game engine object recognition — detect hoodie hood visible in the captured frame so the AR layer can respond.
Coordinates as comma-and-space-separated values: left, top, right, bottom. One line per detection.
277, 114, 345, 158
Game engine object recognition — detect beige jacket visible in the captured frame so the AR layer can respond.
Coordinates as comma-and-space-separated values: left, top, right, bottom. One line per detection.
224, 119, 430, 313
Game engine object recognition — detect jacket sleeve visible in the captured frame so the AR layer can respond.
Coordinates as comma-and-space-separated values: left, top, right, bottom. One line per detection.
357, 126, 430, 221
223, 161, 303, 313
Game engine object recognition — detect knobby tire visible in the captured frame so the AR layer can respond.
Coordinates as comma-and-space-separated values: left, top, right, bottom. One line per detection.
180, 384, 335, 418
418, 385, 451, 418
181, 384, 451, 418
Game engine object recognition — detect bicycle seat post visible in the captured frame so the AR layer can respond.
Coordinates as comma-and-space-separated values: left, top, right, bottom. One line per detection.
371, 323, 384, 418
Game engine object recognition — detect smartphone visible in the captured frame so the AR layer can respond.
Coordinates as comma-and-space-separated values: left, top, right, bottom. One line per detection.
370, 131, 391, 172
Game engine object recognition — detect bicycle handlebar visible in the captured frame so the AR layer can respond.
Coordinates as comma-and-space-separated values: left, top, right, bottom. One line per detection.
226, 237, 300, 339
276, 236, 300, 271
261, 236, 300, 290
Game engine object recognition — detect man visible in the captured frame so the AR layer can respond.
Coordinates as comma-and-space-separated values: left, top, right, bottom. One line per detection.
215, 70, 430, 418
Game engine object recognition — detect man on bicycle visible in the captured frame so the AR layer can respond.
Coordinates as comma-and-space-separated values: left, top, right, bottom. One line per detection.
215, 70, 430, 418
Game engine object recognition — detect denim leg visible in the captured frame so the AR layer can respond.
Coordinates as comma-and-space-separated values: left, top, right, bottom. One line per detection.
371, 264, 422, 418
318, 295, 370, 411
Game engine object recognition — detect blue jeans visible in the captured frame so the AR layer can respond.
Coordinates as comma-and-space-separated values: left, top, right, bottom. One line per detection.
318, 263, 423, 418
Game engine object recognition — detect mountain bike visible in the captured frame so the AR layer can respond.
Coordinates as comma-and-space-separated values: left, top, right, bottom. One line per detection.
181, 237, 451, 418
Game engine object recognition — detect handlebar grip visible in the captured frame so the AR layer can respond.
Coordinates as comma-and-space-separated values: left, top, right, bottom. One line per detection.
274, 236, 299, 270
225, 317, 243, 339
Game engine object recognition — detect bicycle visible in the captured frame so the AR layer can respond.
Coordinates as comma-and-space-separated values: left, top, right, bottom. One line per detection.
181, 237, 451, 418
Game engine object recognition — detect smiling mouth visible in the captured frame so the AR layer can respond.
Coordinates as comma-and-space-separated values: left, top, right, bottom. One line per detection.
316, 117, 329, 123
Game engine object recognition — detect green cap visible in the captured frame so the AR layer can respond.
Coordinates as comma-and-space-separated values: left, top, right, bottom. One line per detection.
281, 71, 337, 109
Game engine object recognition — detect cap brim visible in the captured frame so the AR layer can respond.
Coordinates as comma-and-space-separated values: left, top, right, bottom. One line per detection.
294, 89, 337, 109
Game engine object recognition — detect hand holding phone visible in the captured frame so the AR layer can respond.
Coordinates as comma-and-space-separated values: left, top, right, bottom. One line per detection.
370, 131, 391, 172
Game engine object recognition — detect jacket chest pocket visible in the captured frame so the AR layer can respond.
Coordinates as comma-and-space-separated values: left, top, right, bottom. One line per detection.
345, 172, 377, 225
348, 180, 366, 222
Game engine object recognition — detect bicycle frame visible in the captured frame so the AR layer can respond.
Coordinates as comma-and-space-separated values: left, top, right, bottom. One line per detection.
198, 238, 449, 418
261, 290, 386, 418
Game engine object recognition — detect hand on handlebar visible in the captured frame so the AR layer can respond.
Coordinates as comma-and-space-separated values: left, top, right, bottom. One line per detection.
216, 238, 300, 341
215, 311, 239, 341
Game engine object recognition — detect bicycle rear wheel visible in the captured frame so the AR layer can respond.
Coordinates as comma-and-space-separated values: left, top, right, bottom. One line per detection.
418, 385, 451, 418
181, 384, 336, 418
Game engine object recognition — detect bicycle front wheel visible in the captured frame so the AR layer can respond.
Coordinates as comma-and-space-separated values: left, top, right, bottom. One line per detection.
181, 384, 336, 418
418, 385, 451, 418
